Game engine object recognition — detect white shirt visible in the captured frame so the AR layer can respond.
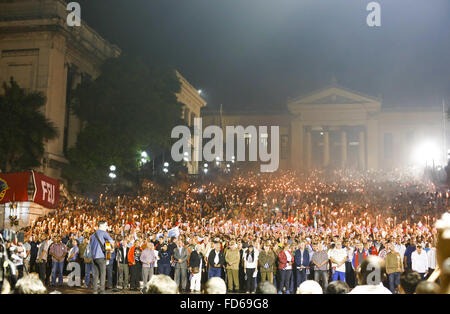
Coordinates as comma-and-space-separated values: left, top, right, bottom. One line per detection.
329, 248, 347, 272
284, 250, 293, 270
426, 248, 436, 269
411, 250, 428, 273
243, 249, 259, 269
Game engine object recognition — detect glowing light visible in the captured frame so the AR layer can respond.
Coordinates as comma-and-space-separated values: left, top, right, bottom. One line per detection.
164, 162, 169, 167
141, 151, 148, 158
412, 141, 441, 166
109, 165, 116, 171
109, 172, 116, 179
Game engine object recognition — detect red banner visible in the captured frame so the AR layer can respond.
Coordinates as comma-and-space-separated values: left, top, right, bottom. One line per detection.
32, 171, 60, 209
0, 172, 31, 204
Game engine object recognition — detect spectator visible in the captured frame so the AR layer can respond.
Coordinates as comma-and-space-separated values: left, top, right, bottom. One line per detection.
204, 277, 226, 294
14, 274, 47, 294
411, 245, 428, 279
326, 280, 349, 294
173, 239, 188, 292
312, 242, 329, 291
296, 280, 323, 294
243, 245, 258, 293
385, 242, 403, 293
225, 240, 240, 292
188, 244, 203, 292
415, 281, 440, 294
144, 274, 179, 294
399, 271, 422, 294
348, 256, 391, 294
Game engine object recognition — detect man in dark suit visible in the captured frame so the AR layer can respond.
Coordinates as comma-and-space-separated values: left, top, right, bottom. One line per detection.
294, 241, 310, 288
208, 242, 225, 279
173, 239, 188, 291
116, 238, 130, 290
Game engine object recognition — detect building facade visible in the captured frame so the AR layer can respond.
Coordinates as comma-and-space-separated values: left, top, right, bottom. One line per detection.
0, 0, 206, 178
203, 84, 448, 172
176, 70, 207, 174
0, 0, 120, 179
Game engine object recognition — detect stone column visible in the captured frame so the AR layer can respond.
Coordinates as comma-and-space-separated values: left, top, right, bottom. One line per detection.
359, 130, 366, 170
290, 120, 304, 171
305, 130, 312, 171
341, 130, 347, 168
367, 118, 379, 170
323, 131, 330, 167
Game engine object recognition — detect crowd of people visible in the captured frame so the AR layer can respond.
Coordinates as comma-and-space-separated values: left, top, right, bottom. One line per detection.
1, 169, 448, 294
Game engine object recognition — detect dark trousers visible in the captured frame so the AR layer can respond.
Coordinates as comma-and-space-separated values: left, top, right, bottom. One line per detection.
46, 259, 52, 285
38, 261, 46, 283
130, 263, 142, 289
345, 262, 356, 288
92, 258, 107, 294
245, 268, 256, 292
29, 259, 37, 274
106, 261, 114, 289
79, 260, 85, 282
158, 264, 171, 276
296, 268, 307, 287
279, 269, 292, 292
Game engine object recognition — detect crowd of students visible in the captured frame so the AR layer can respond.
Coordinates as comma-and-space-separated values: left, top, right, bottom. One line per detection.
1, 169, 448, 294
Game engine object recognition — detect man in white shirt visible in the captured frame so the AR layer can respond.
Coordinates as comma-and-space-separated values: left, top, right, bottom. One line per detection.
329, 239, 347, 282
411, 245, 428, 279
426, 243, 436, 279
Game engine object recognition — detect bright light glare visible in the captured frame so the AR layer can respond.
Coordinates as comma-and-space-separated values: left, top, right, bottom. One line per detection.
163, 168, 168, 173
164, 162, 169, 167
141, 151, 148, 158
412, 141, 441, 166
204, 163, 208, 168
109, 172, 116, 179
109, 165, 116, 171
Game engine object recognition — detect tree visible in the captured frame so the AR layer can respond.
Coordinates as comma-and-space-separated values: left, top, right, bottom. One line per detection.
63, 56, 183, 192
0, 78, 58, 173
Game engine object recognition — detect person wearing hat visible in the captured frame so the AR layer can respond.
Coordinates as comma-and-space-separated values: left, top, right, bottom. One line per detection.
225, 240, 240, 292
258, 241, 276, 284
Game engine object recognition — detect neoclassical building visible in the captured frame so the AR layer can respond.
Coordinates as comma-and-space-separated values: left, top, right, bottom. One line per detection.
203, 84, 448, 172
0, 0, 206, 179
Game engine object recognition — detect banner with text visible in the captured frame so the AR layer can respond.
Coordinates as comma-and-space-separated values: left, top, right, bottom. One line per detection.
32, 171, 60, 209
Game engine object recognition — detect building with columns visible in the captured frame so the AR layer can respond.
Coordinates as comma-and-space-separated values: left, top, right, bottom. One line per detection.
175, 70, 207, 174
0, 0, 206, 178
202, 84, 448, 172
0, 0, 120, 179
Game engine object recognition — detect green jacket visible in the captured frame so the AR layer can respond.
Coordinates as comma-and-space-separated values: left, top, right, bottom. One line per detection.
225, 248, 241, 270
258, 250, 276, 272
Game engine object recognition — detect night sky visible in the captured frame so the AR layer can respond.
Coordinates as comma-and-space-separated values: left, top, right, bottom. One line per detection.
77, 0, 450, 111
